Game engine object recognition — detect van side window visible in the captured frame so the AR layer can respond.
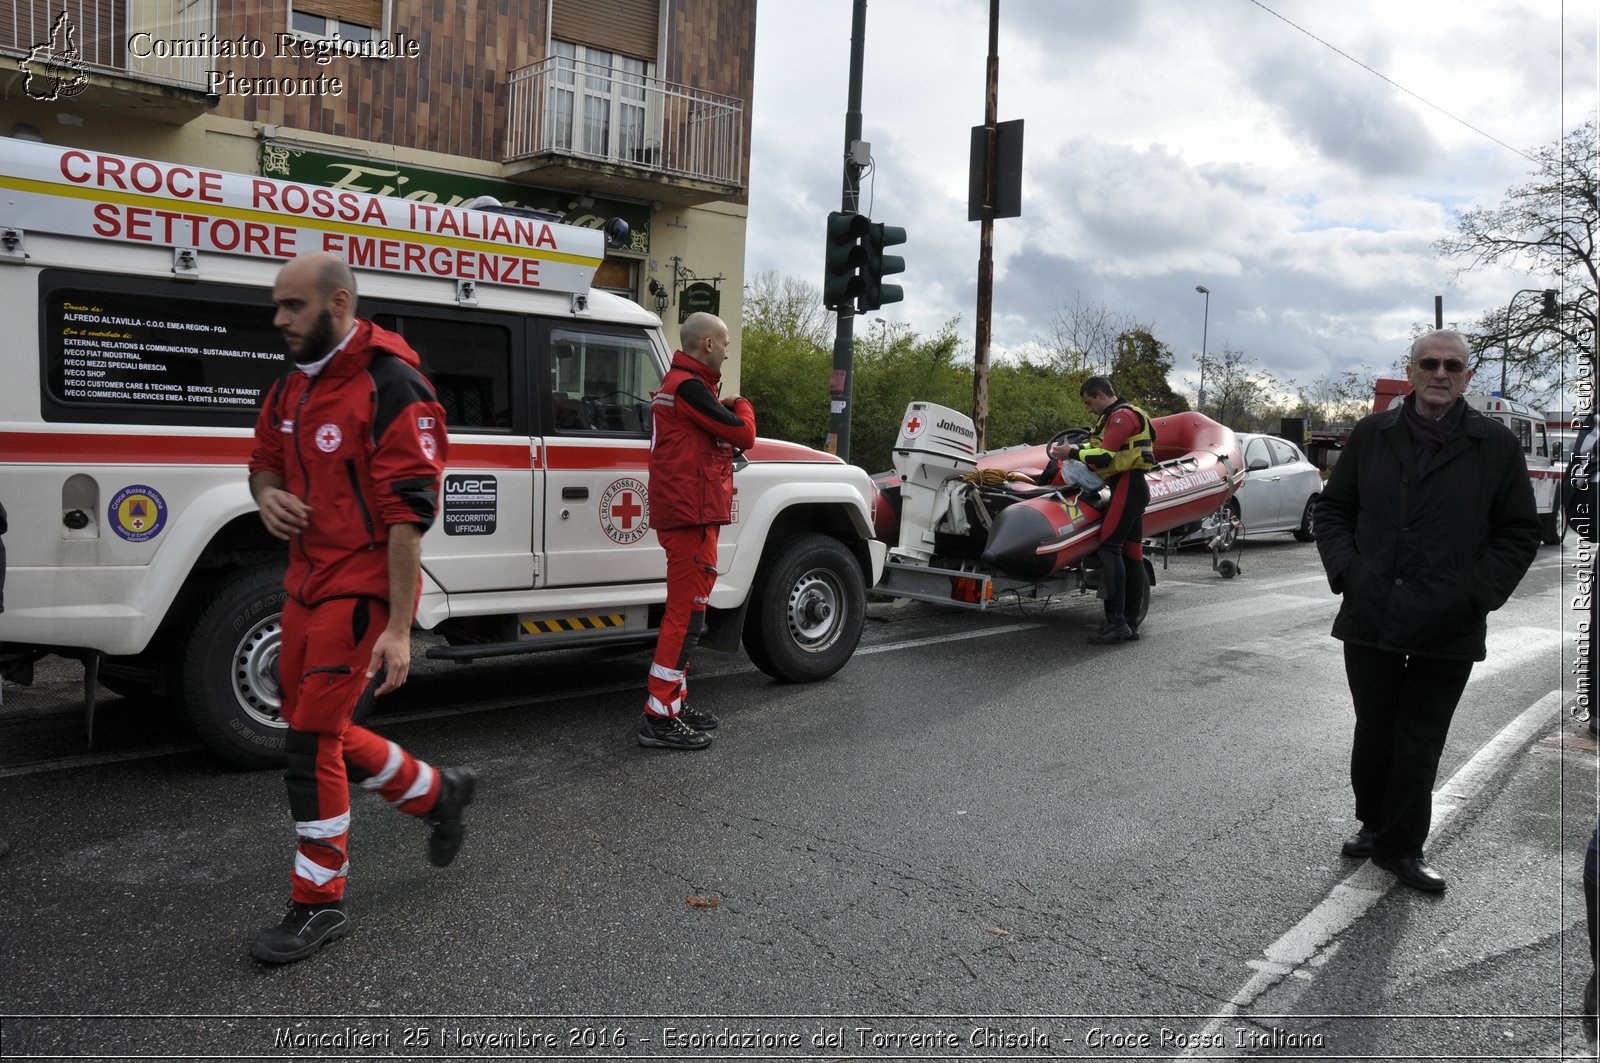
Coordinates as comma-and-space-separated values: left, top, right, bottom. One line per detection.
547, 326, 662, 436
1509, 417, 1534, 455
40, 272, 284, 427
374, 314, 513, 431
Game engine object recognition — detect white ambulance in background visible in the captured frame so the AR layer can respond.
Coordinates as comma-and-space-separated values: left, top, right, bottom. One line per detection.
0, 138, 885, 767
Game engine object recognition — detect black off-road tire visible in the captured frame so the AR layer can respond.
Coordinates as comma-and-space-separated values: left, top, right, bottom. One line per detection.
181, 564, 289, 769
742, 534, 867, 683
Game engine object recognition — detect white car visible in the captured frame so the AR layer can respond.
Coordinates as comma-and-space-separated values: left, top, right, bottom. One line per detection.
1220, 433, 1322, 541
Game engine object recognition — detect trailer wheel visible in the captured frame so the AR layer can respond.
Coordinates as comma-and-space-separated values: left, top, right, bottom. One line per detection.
1541, 494, 1567, 546
1132, 558, 1153, 626
181, 565, 289, 769
743, 534, 866, 683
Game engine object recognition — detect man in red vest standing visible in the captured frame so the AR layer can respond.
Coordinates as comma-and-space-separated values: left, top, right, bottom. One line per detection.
638, 312, 756, 750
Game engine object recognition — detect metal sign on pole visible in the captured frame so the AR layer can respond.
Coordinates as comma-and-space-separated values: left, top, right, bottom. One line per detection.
969, 0, 1021, 452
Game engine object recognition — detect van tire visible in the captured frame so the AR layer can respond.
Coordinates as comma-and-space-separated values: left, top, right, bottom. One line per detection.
1541, 495, 1567, 545
742, 534, 866, 683
181, 565, 289, 770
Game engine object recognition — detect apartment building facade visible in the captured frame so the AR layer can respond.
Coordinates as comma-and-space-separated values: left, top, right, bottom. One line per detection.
1, 0, 755, 379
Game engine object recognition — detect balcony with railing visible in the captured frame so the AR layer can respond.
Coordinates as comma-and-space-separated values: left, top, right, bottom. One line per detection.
1, 0, 218, 120
505, 55, 745, 204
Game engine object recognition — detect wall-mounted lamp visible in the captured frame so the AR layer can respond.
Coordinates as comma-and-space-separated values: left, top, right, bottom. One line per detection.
648, 277, 670, 314
575, 192, 595, 210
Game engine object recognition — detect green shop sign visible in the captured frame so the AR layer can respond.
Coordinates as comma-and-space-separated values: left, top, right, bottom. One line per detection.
678, 281, 721, 324
259, 143, 651, 255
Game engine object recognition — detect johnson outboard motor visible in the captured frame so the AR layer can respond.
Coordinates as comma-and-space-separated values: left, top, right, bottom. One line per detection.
887, 402, 979, 563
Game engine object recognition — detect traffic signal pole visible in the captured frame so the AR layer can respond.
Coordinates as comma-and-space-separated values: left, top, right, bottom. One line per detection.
825, 0, 868, 461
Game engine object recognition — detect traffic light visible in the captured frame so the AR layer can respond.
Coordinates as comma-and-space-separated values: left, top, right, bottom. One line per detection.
859, 221, 906, 312
823, 211, 869, 311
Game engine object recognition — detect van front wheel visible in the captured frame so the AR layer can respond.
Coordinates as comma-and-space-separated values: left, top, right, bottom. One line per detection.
180, 565, 289, 769
742, 535, 866, 683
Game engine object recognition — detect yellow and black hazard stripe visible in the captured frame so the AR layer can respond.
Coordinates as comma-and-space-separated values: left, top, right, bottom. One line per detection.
520, 614, 626, 635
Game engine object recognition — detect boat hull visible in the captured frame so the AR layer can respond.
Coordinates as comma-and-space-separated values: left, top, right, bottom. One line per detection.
975, 412, 1243, 578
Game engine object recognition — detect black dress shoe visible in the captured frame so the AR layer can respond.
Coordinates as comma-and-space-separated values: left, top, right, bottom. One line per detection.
1372, 854, 1447, 892
1583, 971, 1596, 1049
1340, 829, 1376, 859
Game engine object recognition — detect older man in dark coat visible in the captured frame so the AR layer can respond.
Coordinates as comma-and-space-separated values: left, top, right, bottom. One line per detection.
1315, 329, 1540, 892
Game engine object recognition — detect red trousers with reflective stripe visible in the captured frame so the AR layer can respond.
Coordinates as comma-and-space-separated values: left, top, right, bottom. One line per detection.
644, 525, 719, 717
279, 596, 440, 903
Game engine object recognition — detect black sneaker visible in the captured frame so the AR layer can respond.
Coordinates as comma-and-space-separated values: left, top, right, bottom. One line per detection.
426, 767, 477, 868
251, 899, 350, 964
679, 704, 719, 731
1087, 618, 1134, 644
1125, 623, 1141, 642
638, 712, 712, 750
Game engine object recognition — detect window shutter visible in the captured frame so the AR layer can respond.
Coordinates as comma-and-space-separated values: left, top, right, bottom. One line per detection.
296, 0, 383, 29
552, 0, 659, 61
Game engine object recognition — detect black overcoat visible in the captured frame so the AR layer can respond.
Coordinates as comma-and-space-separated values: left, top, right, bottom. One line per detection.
1315, 400, 1540, 661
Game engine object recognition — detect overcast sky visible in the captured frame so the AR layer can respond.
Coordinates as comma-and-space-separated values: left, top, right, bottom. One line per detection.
745, 0, 1598, 404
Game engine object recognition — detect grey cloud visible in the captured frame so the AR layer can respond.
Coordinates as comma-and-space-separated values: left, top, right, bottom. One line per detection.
1245, 49, 1440, 177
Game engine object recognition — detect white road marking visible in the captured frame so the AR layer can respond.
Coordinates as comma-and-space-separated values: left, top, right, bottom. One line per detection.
1179, 688, 1565, 1057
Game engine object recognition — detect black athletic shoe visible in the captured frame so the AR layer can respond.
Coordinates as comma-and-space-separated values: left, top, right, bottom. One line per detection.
426, 767, 477, 868
638, 712, 712, 750
679, 705, 719, 731
1087, 618, 1134, 644
251, 899, 350, 964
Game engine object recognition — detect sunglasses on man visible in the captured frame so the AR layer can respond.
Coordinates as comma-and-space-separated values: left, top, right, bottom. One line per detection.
1414, 357, 1468, 373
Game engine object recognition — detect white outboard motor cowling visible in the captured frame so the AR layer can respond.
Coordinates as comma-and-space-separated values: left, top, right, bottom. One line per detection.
889, 401, 979, 562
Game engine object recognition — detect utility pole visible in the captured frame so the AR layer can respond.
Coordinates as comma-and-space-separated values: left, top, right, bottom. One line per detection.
972, 0, 999, 452
824, 0, 869, 461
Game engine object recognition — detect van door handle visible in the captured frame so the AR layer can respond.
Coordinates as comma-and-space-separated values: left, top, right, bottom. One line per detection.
562, 487, 588, 500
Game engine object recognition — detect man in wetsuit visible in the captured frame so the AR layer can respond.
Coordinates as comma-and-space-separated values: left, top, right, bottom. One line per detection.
1064, 376, 1154, 644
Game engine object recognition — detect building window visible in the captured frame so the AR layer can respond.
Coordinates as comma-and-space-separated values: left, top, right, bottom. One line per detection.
547, 41, 651, 164
289, 0, 385, 41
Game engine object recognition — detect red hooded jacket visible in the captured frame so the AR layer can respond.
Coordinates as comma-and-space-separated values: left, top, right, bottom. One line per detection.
249, 319, 448, 608
649, 351, 757, 530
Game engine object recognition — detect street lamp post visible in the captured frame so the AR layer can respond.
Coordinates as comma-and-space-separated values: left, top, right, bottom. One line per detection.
1501, 288, 1560, 398
1195, 284, 1210, 414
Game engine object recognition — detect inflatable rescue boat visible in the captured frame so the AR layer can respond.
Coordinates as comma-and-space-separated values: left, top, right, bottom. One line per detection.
877, 403, 1244, 583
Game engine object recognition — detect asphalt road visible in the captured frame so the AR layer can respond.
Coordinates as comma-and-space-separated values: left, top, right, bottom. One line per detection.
0, 533, 1593, 1061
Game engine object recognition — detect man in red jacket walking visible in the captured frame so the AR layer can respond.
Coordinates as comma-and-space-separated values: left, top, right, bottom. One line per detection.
639, 312, 756, 750
247, 252, 477, 963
